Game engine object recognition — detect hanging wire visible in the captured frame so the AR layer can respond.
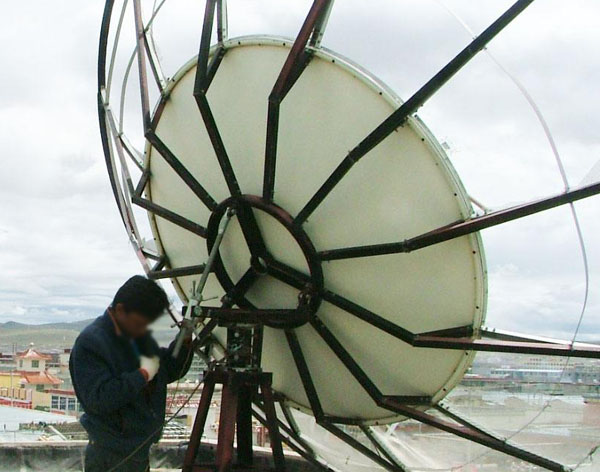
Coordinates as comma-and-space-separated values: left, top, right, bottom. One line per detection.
572, 444, 599, 470
106, 0, 129, 101
300, 431, 386, 469
103, 1, 596, 470
430, 1, 593, 470
117, 0, 168, 133
104, 3, 205, 469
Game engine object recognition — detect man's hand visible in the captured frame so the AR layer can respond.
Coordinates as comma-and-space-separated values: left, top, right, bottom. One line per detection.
139, 355, 160, 382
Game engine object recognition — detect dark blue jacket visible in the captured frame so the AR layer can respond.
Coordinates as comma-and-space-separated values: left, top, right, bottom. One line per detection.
69, 311, 193, 453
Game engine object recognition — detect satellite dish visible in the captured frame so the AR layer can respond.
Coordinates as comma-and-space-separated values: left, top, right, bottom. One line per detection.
98, 1, 600, 471
147, 38, 485, 422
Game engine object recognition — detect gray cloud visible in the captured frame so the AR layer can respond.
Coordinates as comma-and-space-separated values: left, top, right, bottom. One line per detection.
0, 0, 598, 344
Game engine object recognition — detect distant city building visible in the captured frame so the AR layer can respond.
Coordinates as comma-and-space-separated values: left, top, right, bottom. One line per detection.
465, 352, 600, 386
185, 354, 207, 381
491, 368, 563, 383
0, 352, 16, 372
47, 389, 81, 417
15, 347, 52, 372
0, 372, 24, 390
13, 347, 63, 391
0, 346, 63, 410
18, 371, 62, 392
0, 372, 32, 409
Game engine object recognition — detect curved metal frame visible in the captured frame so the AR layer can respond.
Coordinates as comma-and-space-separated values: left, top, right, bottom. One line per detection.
97, 1, 600, 470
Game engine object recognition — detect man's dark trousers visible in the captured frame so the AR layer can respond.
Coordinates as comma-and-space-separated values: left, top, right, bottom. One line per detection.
85, 439, 149, 472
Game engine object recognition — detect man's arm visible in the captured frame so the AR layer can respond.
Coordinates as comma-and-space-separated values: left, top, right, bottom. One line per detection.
72, 334, 147, 415
159, 336, 195, 384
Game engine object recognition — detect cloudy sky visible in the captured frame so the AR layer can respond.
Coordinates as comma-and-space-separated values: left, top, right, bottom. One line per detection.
0, 0, 598, 343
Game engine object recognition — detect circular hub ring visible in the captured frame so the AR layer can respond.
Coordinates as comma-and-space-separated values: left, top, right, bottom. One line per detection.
206, 194, 324, 328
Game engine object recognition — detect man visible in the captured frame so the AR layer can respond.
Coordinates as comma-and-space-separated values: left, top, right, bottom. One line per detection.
70, 275, 194, 472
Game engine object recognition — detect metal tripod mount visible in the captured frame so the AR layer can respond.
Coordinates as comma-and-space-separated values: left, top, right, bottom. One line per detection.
181, 323, 284, 472
179, 198, 319, 471
182, 263, 318, 472
182, 298, 316, 471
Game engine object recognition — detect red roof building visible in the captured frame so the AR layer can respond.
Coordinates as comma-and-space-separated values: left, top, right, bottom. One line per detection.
0, 370, 62, 392
19, 371, 62, 387
15, 347, 52, 373
16, 348, 52, 360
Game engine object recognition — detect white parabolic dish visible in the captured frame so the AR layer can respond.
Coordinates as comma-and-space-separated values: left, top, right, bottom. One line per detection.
145, 37, 487, 424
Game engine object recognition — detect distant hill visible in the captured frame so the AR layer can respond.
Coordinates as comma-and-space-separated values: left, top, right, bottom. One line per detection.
0, 319, 95, 332
0, 319, 94, 351
0, 316, 175, 351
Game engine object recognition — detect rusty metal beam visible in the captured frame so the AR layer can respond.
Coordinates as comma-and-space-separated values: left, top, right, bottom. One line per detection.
413, 335, 600, 358
285, 329, 325, 419
294, 0, 537, 226
146, 130, 218, 210
359, 425, 408, 472
148, 264, 208, 280
266, 258, 600, 359
132, 195, 207, 238
318, 421, 405, 472
319, 181, 600, 260
252, 405, 335, 472
382, 399, 567, 472
263, 0, 334, 201
132, 0, 152, 132
193, 0, 240, 197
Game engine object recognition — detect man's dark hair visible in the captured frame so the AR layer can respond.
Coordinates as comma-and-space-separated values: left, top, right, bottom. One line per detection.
111, 275, 169, 320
